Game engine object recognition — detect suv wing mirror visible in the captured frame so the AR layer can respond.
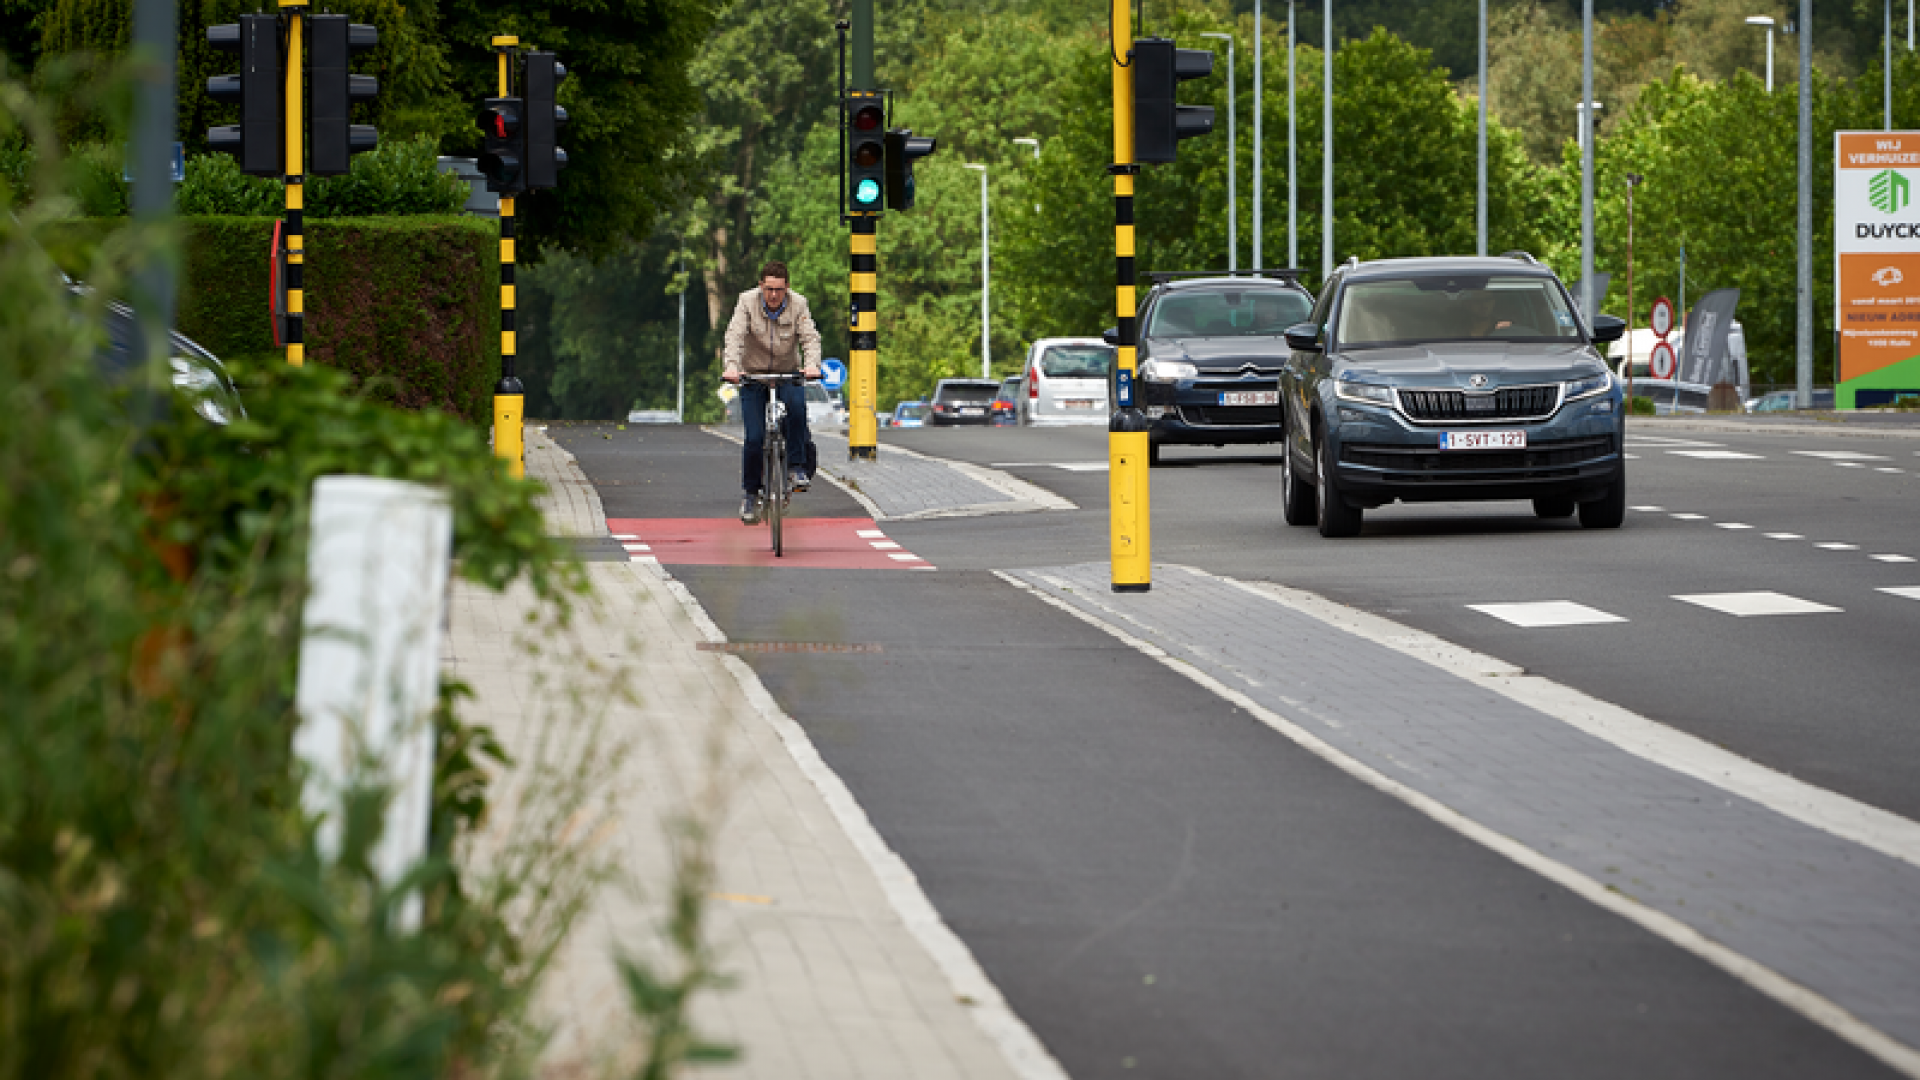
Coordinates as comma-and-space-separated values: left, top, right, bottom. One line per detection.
1283, 321, 1324, 351
1101, 327, 1119, 346
1589, 314, 1627, 344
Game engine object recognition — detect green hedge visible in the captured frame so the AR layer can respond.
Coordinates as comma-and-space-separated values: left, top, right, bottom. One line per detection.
177, 215, 498, 426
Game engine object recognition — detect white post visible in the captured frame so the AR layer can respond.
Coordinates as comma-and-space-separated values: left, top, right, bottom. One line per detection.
1254, 0, 1264, 271
1580, 0, 1596, 326
293, 476, 454, 932
1477, 0, 1487, 257
1322, 0, 1333, 278
1202, 32, 1236, 271
676, 259, 686, 423
1287, 0, 1297, 269
965, 163, 990, 379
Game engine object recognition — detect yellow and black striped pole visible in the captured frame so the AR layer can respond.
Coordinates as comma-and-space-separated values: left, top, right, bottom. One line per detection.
492, 35, 525, 478
848, 215, 878, 458
1109, 0, 1150, 592
281, 0, 306, 366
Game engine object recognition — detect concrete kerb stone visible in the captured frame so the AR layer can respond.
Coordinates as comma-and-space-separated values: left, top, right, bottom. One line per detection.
1629, 415, 1920, 441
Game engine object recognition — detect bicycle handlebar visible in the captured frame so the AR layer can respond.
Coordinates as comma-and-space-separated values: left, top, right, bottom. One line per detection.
735, 371, 821, 385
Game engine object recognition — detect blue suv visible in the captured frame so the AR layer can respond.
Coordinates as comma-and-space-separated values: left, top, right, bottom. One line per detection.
1278, 255, 1628, 538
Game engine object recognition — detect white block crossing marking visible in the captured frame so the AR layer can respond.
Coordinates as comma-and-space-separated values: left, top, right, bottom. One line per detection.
1879, 586, 1920, 601
1674, 591, 1842, 617
1630, 505, 1666, 512
622, 542, 652, 552
887, 552, 924, 562
870, 540, 902, 550
1876, 467, 1905, 474
1835, 462, 1867, 469
1671, 512, 1707, 521
909, 564, 938, 571
612, 533, 639, 540
1468, 601, 1628, 628
1792, 450, 1890, 461
1815, 542, 1860, 551
1624, 453, 1640, 460
1872, 554, 1917, 563
1764, 532, 1804, 540
1053, 462, 1111, 472
1715, 522, 1755, 530
629, 555, 659, 565
856, 529, 887, 538
1626, 435, 1723, 448
1669, 449, 1765, 460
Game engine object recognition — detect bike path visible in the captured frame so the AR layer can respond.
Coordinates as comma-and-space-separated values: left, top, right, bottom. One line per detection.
551, 423, 1896, 1079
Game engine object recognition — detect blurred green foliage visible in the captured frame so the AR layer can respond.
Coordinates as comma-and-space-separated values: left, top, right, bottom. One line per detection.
176, 136, 470, 219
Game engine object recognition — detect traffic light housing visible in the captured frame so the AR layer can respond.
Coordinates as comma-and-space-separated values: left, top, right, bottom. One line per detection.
1132, 38, 1214, 164
523, 51, 568, 190
847, 91, 886, 214
477, 98, 524, 193
308, 15, 378, 177
883, 129, 936, 211
206, 14, 282, 177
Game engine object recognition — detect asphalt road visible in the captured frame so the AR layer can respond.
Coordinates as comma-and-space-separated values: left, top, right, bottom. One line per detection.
552, 421, 1907, 1079
880, 418, 1920, 824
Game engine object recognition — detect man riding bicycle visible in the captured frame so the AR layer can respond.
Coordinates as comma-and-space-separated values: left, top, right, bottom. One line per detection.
722, 261, 821, 524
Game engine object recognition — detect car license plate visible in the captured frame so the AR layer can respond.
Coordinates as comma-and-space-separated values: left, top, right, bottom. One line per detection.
961, 407, 983, 414
1218, 391, 1279, 406
1062, 399, 1096, 409
1439, 430, 1527, 450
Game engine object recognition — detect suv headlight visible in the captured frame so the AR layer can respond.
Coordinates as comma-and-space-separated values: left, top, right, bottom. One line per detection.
1334, 378, 1394, 407
1141, 359, 1197, 382
1563, 371, 1612, 401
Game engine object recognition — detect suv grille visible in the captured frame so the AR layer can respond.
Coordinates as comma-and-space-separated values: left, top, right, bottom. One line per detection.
1398, 385, 1559, 422
1342, 435, 1616, 477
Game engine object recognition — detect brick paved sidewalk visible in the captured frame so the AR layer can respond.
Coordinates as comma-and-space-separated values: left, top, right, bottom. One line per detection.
442, 427, 1053, 1078
809, 430, 1075, 521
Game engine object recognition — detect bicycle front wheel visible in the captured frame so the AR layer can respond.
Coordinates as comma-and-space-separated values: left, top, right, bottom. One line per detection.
765, 435, 786, 557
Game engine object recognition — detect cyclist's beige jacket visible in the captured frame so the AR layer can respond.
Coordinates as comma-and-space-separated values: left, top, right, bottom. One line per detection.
722, 287, 823, 378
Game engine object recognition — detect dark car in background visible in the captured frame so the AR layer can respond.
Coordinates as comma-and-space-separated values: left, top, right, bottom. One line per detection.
928, 378, 999, 426
91, 289, 245, 426
989, 377, 1021, 426
1278, 254, 1627, 538
1113, 271, 1315, 466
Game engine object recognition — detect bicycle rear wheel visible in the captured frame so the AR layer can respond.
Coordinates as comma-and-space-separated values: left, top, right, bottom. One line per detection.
765, 434, 786, 557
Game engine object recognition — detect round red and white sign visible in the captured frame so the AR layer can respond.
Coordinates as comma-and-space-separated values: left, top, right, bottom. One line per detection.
1648, 340, 1678, 381
1650, 296, 1674, 338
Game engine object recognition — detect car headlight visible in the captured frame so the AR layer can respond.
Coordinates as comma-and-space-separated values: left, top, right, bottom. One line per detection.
1141, 359, 1197, 382
1334, 378, 1394, 407
1563, 370, 1612, 401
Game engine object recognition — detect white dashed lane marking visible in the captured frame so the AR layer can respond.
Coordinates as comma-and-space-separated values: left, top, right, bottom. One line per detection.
1671, 512, 1707, 521
1468, 601, 1628, 628
1716, 522, 1754, 530
1669, 450, 1765, 460
1792, 450, 1890, 461
1630, 505, 1665, 512
1881, 586, 1920, 601
1765, 532, 1804, 540
1873, 554, 1918, 563
1675, 592, 1843, 618
1816, 542, 1861, 551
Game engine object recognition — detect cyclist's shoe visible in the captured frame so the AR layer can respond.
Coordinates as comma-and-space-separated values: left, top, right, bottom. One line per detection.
739, 494, 761, 525
790, 468, 811, 492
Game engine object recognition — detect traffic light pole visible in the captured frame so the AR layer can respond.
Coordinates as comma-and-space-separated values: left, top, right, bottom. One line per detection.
282, 0, 306, 367
849, 215, 878, 458
1109, 0, 1150, 592
847, 0, 879, 459
492, 35, 524, 478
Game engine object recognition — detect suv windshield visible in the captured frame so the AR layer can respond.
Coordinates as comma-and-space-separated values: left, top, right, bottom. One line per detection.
1147, 287, 1311, 338
1039, 345, 1111, 378
1336, 274, 1582, 348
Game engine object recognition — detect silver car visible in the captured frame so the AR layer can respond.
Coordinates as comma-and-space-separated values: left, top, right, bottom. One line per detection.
1018, 337, 1112, 426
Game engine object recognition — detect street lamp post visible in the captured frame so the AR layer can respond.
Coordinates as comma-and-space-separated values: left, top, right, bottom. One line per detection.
1478, 0, 1488, 257
1254, 0, 1263, 271
1012, 137, 1039, 160
1747, 16, 1775, 92
1574, 101, 1604, 154
1580, 0, 1595, 323
1288, 0, 1297, 269
1201, 32, 1237, 271
964, 163, 990, 379
1322, 0, 1333, 278
1625, 172, 1642, 399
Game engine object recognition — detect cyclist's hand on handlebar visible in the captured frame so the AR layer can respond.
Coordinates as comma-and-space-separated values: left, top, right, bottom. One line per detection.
722, 368, 740, 384
804, 365, 821, 381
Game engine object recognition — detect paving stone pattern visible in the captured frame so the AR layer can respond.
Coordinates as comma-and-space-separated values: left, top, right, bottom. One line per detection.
811, 432, 1062, 520
439, 427, 1030, 1078
1012, 562, 1920, 1052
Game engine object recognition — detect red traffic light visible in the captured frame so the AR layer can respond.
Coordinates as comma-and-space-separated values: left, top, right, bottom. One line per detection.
853, 104, 884, 132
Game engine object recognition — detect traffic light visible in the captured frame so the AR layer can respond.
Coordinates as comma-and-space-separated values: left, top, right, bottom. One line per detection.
308, 15, 378, 177
476, 98, 524, 193
206, 14, 282, 177
1132, 37, 1214, 164
883, 129, 936, 211
847, 90, 885, 214
523, 51, 568, 190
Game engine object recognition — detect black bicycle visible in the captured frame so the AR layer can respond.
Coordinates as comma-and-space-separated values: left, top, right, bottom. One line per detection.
740, 372, 812, 557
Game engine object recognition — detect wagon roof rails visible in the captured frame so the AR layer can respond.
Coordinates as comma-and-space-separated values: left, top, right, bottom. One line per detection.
1500, 250, 1541, 265
1142, 268, 1305, 286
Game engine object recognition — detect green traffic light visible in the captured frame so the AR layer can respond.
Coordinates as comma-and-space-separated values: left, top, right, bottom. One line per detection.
855, 178, 881, 206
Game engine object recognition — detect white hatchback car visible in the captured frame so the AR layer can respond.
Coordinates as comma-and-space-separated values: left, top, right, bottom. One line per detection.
1018, 337, 1112, 426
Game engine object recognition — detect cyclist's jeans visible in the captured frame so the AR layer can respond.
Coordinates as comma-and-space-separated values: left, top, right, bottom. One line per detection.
739, 380, 813, 495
